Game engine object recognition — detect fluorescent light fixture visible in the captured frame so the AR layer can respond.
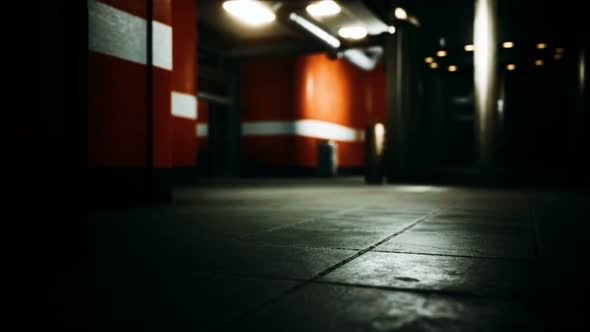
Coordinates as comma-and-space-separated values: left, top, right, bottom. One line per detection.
306, 1, 341, 17
430, 62, 438, 69
338, 26, 367, 40
289, 13, 341, 48
535, 59, 544, 66
536, 43, 547, 49
222, 1, 275, 26
425, 57, 434, 63
502, 41, 514, 48
448, 65, 458, 72
464, 44, 475, 51
394, 7, 408, 20
343, 48, 379, 71
388, 26, 396, 34
436, 50, 447, 57
506, 64, 516, 70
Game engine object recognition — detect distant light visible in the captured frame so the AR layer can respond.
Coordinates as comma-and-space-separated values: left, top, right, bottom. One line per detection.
394, 7, 408, 20
554, 53, 563, 60
430, 62, 439, 69
464, 44, 475, 51
436, 50, 447, 57
222, 1, 275, 26
535, 59, 544, 66
388, 26, 396, 34
374, 123, 385, 156
448, 65, 458, 72
424, 57, 434, 63
555, 47, 565, 53
338, 26, 368, 40
506, 64, 516, 71
536, 43, 547, 49
289, 13, 341, 48
306, 1, 341, 17
502, 41, 514, 48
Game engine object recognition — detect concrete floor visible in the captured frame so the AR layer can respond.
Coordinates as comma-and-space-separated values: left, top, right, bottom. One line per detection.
83, 178, 588, 331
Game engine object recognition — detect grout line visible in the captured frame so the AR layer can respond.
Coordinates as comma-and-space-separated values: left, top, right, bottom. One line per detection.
369, 249, 535, 262
222, 212, 433, 330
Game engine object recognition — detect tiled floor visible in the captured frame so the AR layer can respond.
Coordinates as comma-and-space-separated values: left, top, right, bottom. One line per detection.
84, 178, 588, 331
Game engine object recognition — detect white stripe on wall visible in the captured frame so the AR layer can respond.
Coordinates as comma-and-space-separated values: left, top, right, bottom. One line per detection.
242, 120, 364, 142
196, 123, 209, 137
88, 0, 173, 70
172, 92, 197, 119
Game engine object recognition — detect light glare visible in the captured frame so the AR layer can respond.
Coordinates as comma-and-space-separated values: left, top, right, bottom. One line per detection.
306, 1, 341, 17
506, 64, 516, 71
289, 13, 341, 48
425, 57, 434, 63
464, 44, 475, 51
536, 43, 547, 49
436, 50, 447, 57
338, 26, 368, 40
448, 65, 458, 72
394, 7, 408, 20
388, 26, 396, 34
222, 1, 275, 26
430, 62, 438, 69
535, 59, 544, 66
502, 41, 514, 48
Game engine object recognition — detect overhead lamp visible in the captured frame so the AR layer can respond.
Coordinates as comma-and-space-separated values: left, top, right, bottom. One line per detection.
555, 47, 565, 53
535, 59, 544, 66
424, 57, 434, 63
289, 13, 341, 48
464, 44, 475, 51
448, 65, 457, 72
222, 1, 275, 26
429, 62, 438, 69
506, 64, 516, 71
338, 26, 368, 40
554, 53, 563, 60
436, 50, 447, 57
306, 1, 341, 17
394, 7, 408, 20
536, 43, 547, 49
502, 41, 514, 48
388, 26, 396, 34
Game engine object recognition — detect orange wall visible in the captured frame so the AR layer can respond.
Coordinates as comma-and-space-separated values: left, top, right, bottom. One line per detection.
240, 53, 386, 169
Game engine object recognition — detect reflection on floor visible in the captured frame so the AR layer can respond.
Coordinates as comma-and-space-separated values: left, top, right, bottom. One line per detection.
83, 178, 588, 331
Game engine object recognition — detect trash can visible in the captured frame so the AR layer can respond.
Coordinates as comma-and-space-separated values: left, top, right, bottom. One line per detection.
317, 140, 337, 177
365, 123, 385, 184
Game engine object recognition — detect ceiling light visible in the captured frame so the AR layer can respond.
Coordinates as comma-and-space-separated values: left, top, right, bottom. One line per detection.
464, 44, 474, 51
289, 13, 340, 48
536, 43, 547, 49
436, 50, 447, 57
430, 62, 438, 69
554, 53, 563, 60
506, 64, 516, 71
425, 57, 434, 63
448, 65, 457, 72
394, 7, 408, 20
338, 26, 368, 40
502, 41, 514, 48
555, 47, 565, 53
388, 26, 396, 34
306, 1, 341, 17
222, 1, 275, 26
535, 59, 544, 66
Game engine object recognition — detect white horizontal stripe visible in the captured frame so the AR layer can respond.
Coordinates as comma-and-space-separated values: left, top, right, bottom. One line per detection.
172, 92, 197, 119
88, 0, 172, 70
196, 123, 208, 137
242, 120, 364, 142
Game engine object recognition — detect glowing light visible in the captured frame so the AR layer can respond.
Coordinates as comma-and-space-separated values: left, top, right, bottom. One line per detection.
338, 26, 368, 40
430, 62, 439, 69
464, 44, 475, 51
502, 41, 514, 48
388, 26, 396, 34
394, 7, 408, 20
554, 53, 563, 60
374, 123, 385, 156
306, 1, 341, 17
535, 59, 544, 66
506, 64, 516, 71
222, 1, 275, 26
555, 48, 565, 53
448, 65, 458, 72
425, 57, 434, 63
436, 50, 447, 57
536, 43, 547, 49
289, 13, 340, 48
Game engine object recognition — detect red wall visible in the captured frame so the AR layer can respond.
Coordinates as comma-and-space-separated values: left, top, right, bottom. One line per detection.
171, 0, 198, 167
240, 53, 386, 169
